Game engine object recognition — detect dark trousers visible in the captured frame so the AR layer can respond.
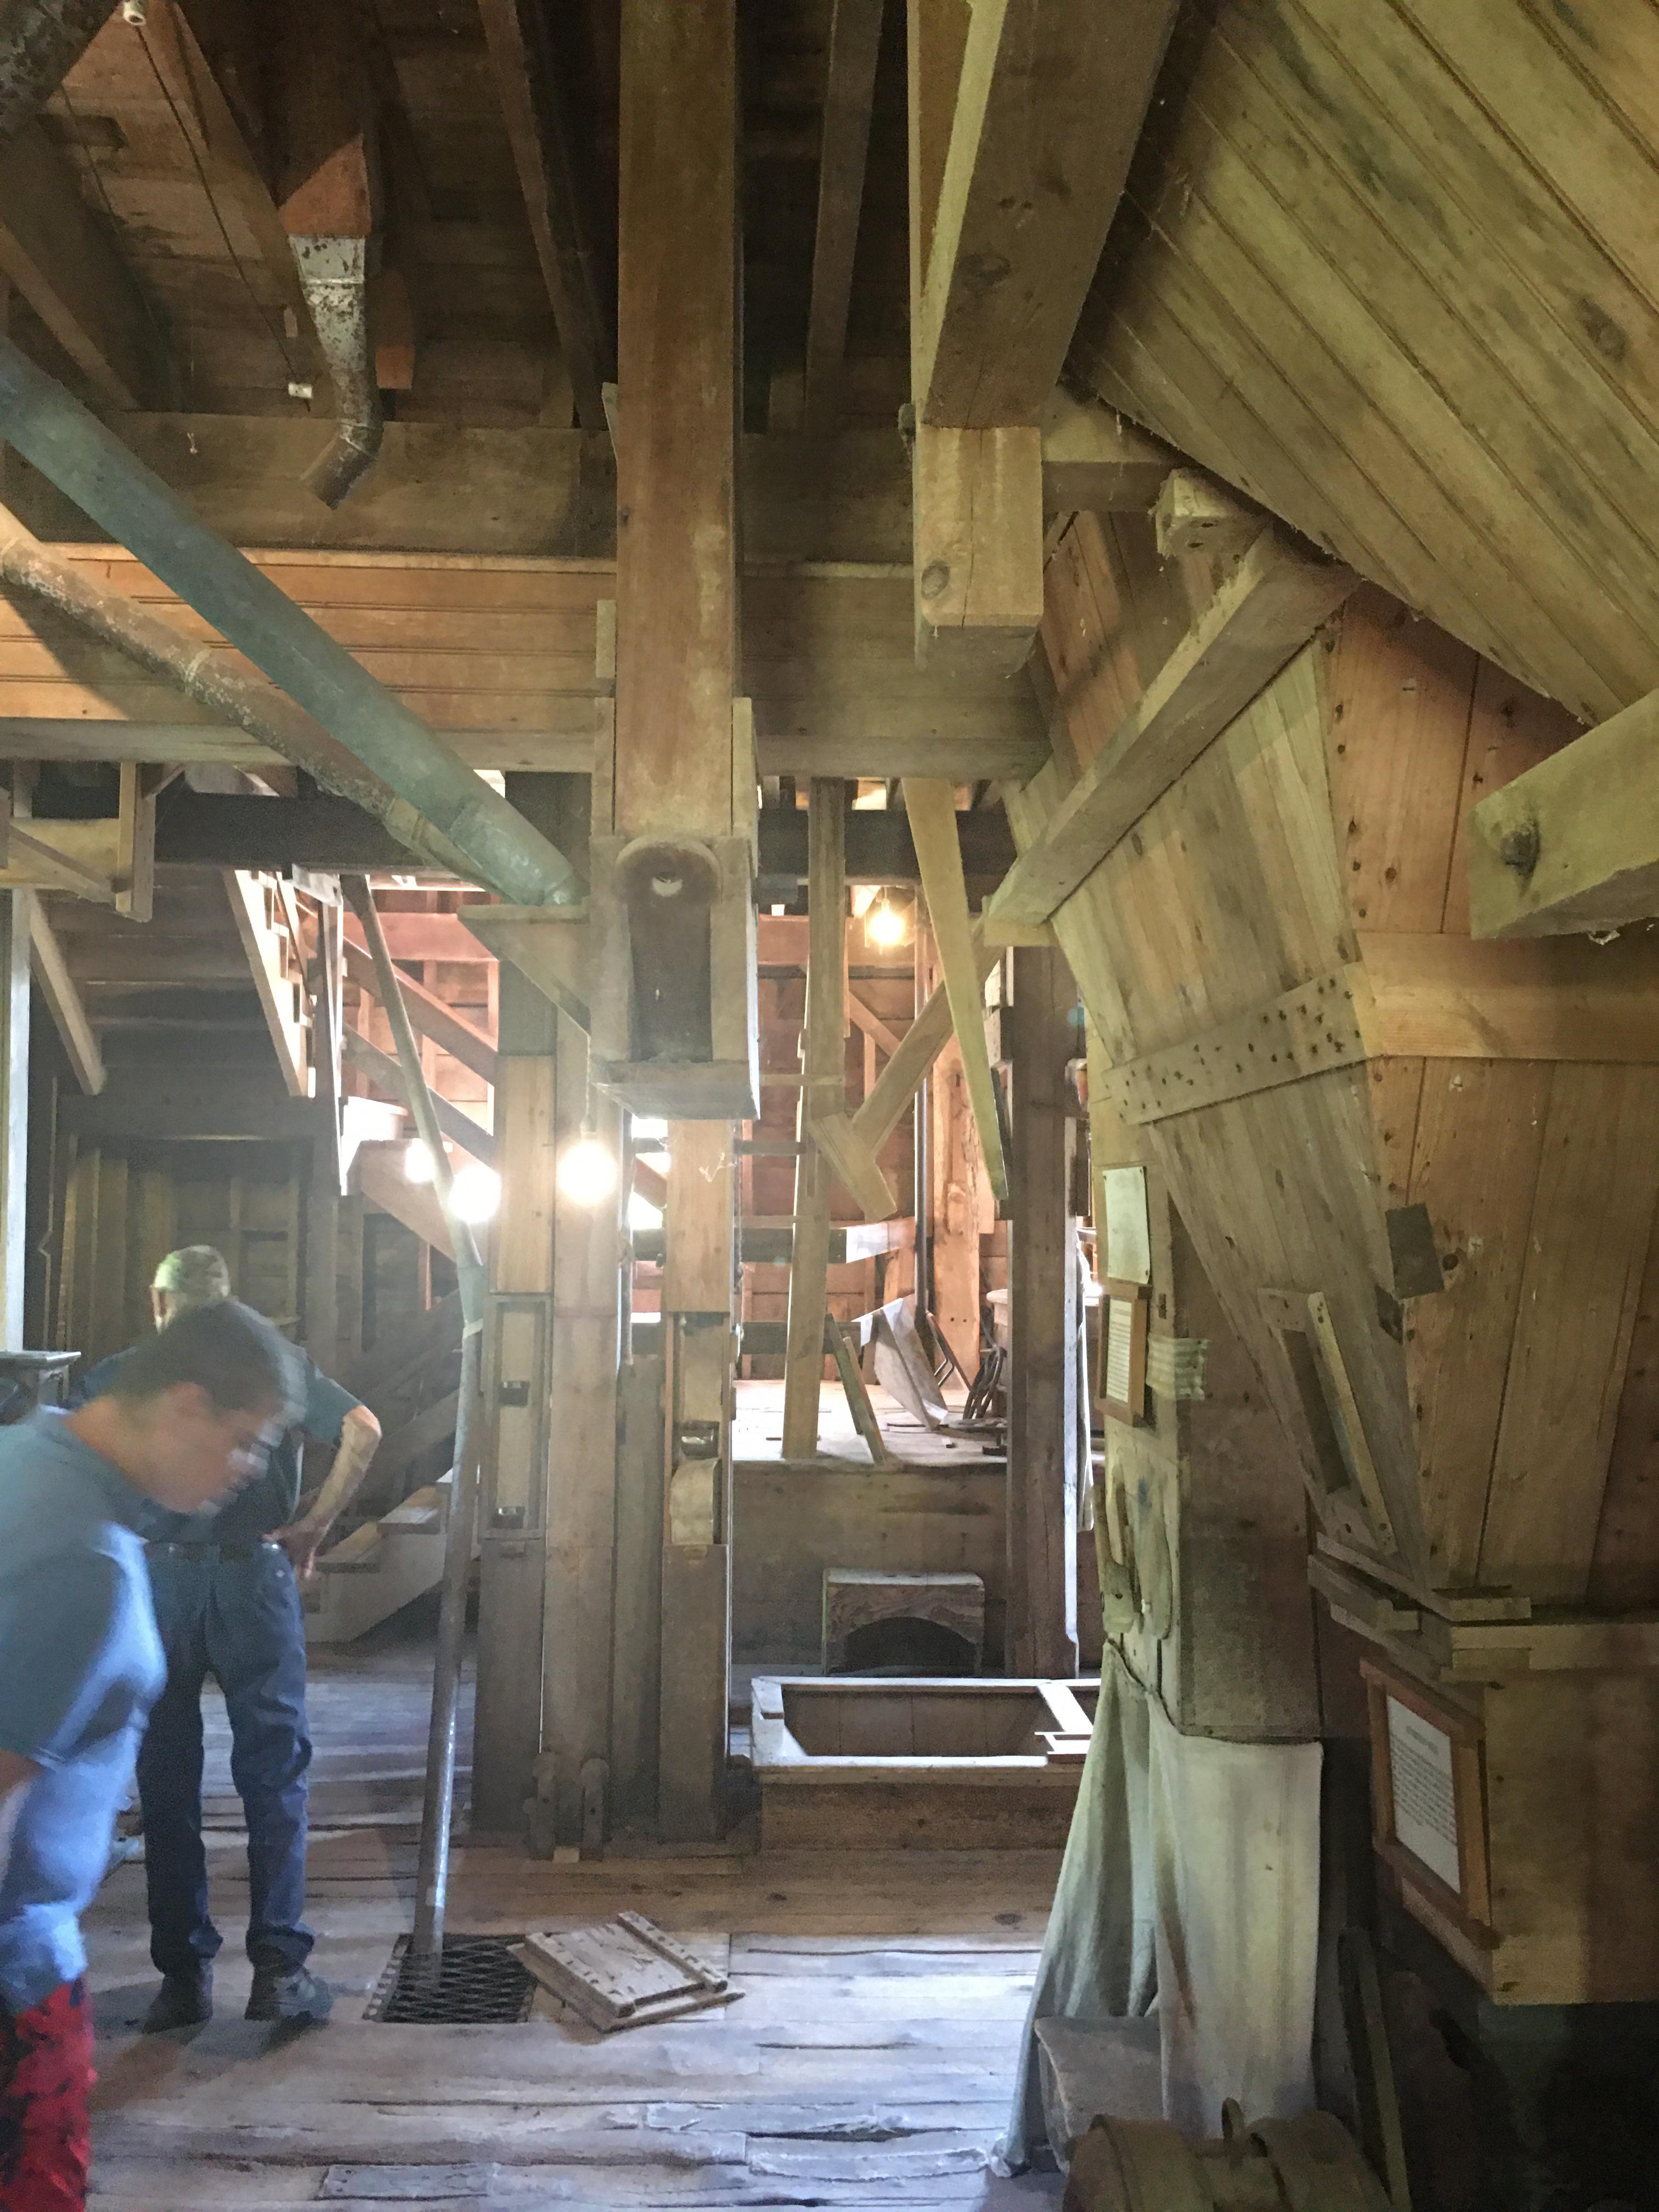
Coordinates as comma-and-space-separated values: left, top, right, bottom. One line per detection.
137, 1548, 313, 1977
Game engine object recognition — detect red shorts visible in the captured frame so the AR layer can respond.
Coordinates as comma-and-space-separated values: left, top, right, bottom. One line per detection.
0, 1979, 93, 2211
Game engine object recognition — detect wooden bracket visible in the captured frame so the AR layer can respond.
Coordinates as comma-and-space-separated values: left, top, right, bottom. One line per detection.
458, 902, 591, 1033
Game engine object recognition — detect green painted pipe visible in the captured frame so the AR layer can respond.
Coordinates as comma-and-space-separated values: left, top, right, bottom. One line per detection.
0, 334, 583, 907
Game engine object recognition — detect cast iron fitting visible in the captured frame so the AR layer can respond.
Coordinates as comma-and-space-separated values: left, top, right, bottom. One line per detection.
290, 235, 384, 509
0, 0, 117, 150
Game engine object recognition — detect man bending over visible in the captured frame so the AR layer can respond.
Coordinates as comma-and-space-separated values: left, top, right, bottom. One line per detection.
74, 1248, 381, 2033
0, 1299, 304, 2210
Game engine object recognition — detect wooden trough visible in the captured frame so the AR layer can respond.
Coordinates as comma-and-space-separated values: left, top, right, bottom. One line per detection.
750, 1675, 1094, 1849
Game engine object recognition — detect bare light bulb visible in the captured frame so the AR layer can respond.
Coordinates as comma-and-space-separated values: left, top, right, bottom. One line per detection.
449, 1161, 501, 1224
865, 894, 908, 949
404, 1139, 436, 1184
557, 1135, 619, 1207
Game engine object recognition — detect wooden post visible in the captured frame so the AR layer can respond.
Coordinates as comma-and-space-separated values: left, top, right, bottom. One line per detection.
617, 0, 742, 1839
782, 780, 846, 1459
0, 890, 27, 1345
471, 957, 555, 1834
541, 1009, 623, 1848
1006, 946, 1079, 1676
658, 1119, 735, 1841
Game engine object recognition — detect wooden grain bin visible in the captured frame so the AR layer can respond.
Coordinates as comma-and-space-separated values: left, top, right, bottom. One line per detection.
1021, 541, 1659, 1618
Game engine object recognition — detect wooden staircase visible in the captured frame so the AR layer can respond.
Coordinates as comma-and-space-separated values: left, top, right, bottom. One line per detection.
305, 1472, 453, 1646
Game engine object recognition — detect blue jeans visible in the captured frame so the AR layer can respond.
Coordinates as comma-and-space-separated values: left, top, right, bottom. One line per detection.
137, 1547, 313, 1977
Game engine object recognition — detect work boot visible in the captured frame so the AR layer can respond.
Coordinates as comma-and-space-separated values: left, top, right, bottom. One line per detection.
141, 1969, 212, 2032
245, 1963, 332, 2024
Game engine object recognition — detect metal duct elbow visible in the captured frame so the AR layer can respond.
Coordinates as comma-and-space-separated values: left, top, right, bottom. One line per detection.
0, 0, 119, 150
290, 234, 383, 509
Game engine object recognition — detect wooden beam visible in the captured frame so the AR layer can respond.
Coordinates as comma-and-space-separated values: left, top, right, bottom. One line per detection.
847, 985, 903, 1060
619, 0, 741, 1845
223, 870, 308, 1098
456, 904, 590, 1033
802, 0, 884, 433
913, 424, 1044, 675
1153, 469, 1261, 566
0, 544, 1048, 774
0, 814, 117, 901
478, 0, 612, 435
0, 122, 167, 411
614, 0, 738, 839
813, 922, 997, 1219
782, 780, 847, 1460
28, 895, 104, 1096
990, 527, 1359, 928
902, 780, 1007, 1203
1466, 689, 1657, 938
0, 716, 1048, 787
342, 926, 498, 1084
272, 0, 374, 235
1039, 387, 1177, 514
342, 1028, 494, 1167
1005, 944, 1079, 1677
355, 1138, 452, 1255
139, 2, 321, 375
541, 1010, 624, 1847
911, 0, 1178, 427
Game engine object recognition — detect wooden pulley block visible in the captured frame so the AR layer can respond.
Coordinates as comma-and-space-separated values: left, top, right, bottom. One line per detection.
1064, 2111, 1392, 2212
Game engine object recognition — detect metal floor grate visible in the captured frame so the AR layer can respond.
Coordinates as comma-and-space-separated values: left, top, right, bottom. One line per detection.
366, 1933, 535, 2024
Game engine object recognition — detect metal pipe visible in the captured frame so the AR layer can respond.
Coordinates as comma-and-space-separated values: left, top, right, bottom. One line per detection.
0, 0, 116, 150
290, 236, 385, 509
0, 502, 493, 885
0, 336, 582, 906
345, 876, 488, 1969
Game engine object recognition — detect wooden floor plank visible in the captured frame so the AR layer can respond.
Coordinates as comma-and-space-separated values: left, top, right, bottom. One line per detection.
84, 1633, 1060, 2210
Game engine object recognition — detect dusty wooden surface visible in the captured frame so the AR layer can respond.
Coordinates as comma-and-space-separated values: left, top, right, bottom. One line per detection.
83, 1633, 1063, 2209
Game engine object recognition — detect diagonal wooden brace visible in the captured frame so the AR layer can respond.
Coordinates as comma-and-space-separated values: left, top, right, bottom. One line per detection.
811, 918, 997, 1220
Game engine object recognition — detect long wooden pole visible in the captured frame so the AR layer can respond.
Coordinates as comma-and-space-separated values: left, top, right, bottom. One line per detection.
345, 877, 488, 1967
782, 780, 847, 1459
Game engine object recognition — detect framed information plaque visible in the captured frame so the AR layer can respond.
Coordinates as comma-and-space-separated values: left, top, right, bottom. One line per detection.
1361, 1660, 1493, 1954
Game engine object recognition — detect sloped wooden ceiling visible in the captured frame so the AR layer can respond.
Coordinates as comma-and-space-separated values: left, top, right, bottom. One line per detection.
1069, 0, 1659, 729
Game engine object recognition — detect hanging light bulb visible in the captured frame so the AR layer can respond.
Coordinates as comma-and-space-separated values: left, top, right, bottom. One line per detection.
449, 1161, 501, 1224
404, 1138, 436, 1184
557, 1133, 619, 1207
865, 889, 910, 950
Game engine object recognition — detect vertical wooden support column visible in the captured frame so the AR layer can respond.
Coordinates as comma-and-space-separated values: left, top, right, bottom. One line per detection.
616, 0, 742, 1841
303, 1164, 340, 1375
472, 960, 555, 1833
1006, 946, 1079, 1677
0, 890, 29, 1346
782, 781, 846, 1459
659, 1119, 735, 1840
540, 1011, 624, 1849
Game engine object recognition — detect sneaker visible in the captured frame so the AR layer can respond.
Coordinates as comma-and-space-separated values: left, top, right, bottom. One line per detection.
245, 1963, 332, 2024
141, 1970, 212, 2032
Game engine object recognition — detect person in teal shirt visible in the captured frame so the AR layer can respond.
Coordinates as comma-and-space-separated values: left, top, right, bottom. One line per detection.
0, 1300, 302, 2211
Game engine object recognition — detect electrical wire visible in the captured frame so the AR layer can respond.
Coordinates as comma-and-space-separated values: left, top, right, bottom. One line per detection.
56, 77, 176, 380
133, 24, 301, 383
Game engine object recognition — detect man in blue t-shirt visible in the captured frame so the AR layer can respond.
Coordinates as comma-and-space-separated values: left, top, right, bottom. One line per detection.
1, 1299, 303, 2209
73, 1248, 381, 2035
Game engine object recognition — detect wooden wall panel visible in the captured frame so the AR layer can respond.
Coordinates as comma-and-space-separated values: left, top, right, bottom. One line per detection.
1073, 0, 1659, 725
1479, 1065, 1659, 1600
1399, 1061, 1550, 1585
1591, 1199, 1659, 1610
1030, 537, 1659, 1603
1322, 588, 1479, 936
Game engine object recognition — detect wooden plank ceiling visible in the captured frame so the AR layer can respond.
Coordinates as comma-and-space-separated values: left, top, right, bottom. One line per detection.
1071, 0, 1659, 728
20, 0, 910, 435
